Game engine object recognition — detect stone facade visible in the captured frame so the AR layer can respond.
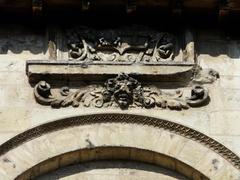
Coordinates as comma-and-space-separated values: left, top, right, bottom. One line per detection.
0, 24, 240, 179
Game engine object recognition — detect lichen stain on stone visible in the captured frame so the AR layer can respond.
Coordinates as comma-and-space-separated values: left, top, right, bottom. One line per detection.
85, 139, 95, 148
3, 157, 16, 168
170, 134, 175, 139
212, 158, 219, 170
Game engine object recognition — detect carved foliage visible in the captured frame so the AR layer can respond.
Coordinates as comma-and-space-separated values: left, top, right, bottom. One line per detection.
67, 27, 175, 62
34, 73, 209, 110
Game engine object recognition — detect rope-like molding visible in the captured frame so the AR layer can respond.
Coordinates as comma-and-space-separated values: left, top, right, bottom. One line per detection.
0, 113, 239, 169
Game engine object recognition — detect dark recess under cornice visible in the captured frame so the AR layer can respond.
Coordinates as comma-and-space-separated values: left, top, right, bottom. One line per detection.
0, 0, 239, 27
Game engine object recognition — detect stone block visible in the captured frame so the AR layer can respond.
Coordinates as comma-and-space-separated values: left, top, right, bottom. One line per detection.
0, 132, 17, 145
175, 160, 194, 179
195, 151, 226, 177
0, 59, 25, 72
148, 109, 211, 134
0, 107, 29, 132
219, 89, 240, 110
59, 151, 80, 168
24, 135, 58, 163
220, 76, 240, 90
153, 153, 176, 171
0, 72, 28, 85
0, 144, 37, 179
198, 55, 240, 76
213, 165, 240, 180
155, 131, 188, 157
38, 157, 59, 177
212, 135, 240, 157
130, 148, 154, 164
46, 129, 80, 155
210, 111, 240, 135
177, 140, 209, 167
0, 85, 35, 108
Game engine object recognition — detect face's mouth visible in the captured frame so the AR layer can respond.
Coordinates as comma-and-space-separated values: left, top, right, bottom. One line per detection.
114, 91, 132, 108
117, 93, 129, 101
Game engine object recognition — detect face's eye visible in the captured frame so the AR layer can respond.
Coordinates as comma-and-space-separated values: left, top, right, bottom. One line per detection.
77, 43, 84, 48
126, 82, 132, 89
115, 84, 121, 89
109, 79, 114, 83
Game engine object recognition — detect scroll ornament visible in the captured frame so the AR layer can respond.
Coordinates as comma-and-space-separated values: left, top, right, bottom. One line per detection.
67, 28, 175, 62
34, 73, 209, 110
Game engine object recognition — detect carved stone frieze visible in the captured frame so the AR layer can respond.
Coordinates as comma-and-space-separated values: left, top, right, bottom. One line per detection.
66, 27, 184, 63
34, 73, 209, 110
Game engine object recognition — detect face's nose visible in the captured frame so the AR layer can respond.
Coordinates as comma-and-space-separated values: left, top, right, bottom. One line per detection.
122, 84, 132, 94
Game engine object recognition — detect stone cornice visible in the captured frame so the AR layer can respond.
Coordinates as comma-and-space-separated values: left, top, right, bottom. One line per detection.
0, 0, 240, 22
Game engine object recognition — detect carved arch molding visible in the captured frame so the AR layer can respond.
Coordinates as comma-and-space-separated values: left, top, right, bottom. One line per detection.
0, 114, 240, 179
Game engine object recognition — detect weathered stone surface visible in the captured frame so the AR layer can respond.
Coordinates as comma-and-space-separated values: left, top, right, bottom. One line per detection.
220, 76, 240, 89
0, 124, 237, 180
199, 56, 240, 76
0, 107, 29, 132
213, 165, 240, 180
212, 136, 240, 157
195, 151, 226, 177
26, 61, 195, 83
0, 25, 240, 179
210, 111, 240, 135
177, 140, 209, 166
37, 161, 189, 180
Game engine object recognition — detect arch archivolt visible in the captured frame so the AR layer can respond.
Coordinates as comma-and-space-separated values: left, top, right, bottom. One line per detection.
0, 114, 239, 179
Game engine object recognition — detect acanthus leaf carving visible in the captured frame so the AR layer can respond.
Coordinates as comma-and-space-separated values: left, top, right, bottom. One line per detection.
34, 73, 209, 110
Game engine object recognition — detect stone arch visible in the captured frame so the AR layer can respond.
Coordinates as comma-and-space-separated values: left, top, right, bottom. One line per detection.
17, 147, 208, 180
0, 113, 239, 179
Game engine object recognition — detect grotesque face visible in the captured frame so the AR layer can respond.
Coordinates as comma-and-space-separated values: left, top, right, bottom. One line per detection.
104, 73, 142, 109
